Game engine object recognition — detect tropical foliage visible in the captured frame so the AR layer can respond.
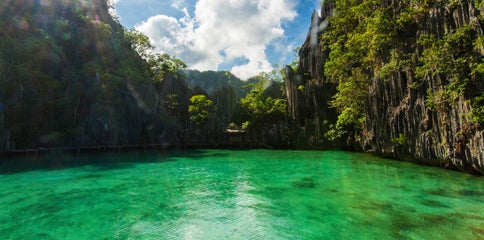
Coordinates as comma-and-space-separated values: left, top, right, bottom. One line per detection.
238, 74, 287, 133
188, 94, 213, 125
0, 0, 188, 148
322, 0, 484, 141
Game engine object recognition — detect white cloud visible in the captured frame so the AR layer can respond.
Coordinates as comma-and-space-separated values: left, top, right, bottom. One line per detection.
171, 0, 185, 10
135, 0, 297, 79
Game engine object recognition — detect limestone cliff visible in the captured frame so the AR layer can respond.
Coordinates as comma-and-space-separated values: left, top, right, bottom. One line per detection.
0, 0, 246, 150
363, 0, 484, 174
0, 104, 12, 150
284, 1, 337, 148
289, 0, 484, 174
0, 0, 181, 149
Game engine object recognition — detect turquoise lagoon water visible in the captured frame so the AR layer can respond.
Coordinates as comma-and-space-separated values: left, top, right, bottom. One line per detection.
0, 150, 482, 239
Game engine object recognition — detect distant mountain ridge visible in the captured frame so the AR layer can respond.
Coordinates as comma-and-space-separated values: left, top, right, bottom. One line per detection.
182, 70, 254, 98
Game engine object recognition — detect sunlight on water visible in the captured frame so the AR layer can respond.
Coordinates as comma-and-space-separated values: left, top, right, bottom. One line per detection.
0, 150, 482, 239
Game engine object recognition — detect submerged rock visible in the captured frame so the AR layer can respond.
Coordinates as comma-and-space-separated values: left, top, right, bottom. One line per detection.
292, 177, 316, 188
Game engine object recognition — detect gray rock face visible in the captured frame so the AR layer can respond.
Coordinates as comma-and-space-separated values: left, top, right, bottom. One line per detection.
363, 1, 484, 174
364, 71, 484, 174
0, 104, 12, 151
284, 66, 301, 123
291, 0, 484, 174
284, 2, 337, 147
0, 0, 182, 149
73, 74, 189, 147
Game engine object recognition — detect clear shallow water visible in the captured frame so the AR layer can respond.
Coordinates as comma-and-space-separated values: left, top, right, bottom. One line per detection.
0, 150, 482, 239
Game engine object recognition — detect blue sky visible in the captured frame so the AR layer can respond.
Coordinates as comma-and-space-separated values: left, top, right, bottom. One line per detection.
112, 0, 321, 79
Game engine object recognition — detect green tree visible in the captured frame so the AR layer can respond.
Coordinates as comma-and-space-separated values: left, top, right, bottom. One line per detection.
188, 94, 213, 125
239, 74, 287, 129
148, 53, 187, 81
124, 29, 187, 81
320, 0, 484, 141
322, 0, 408, 138
125, 28, 153, 59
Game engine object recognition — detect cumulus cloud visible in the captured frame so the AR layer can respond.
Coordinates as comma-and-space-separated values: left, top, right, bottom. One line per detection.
135, 0, 297, 79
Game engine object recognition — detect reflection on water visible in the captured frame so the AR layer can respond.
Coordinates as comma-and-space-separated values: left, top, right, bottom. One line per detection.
0, 150, 482, 239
